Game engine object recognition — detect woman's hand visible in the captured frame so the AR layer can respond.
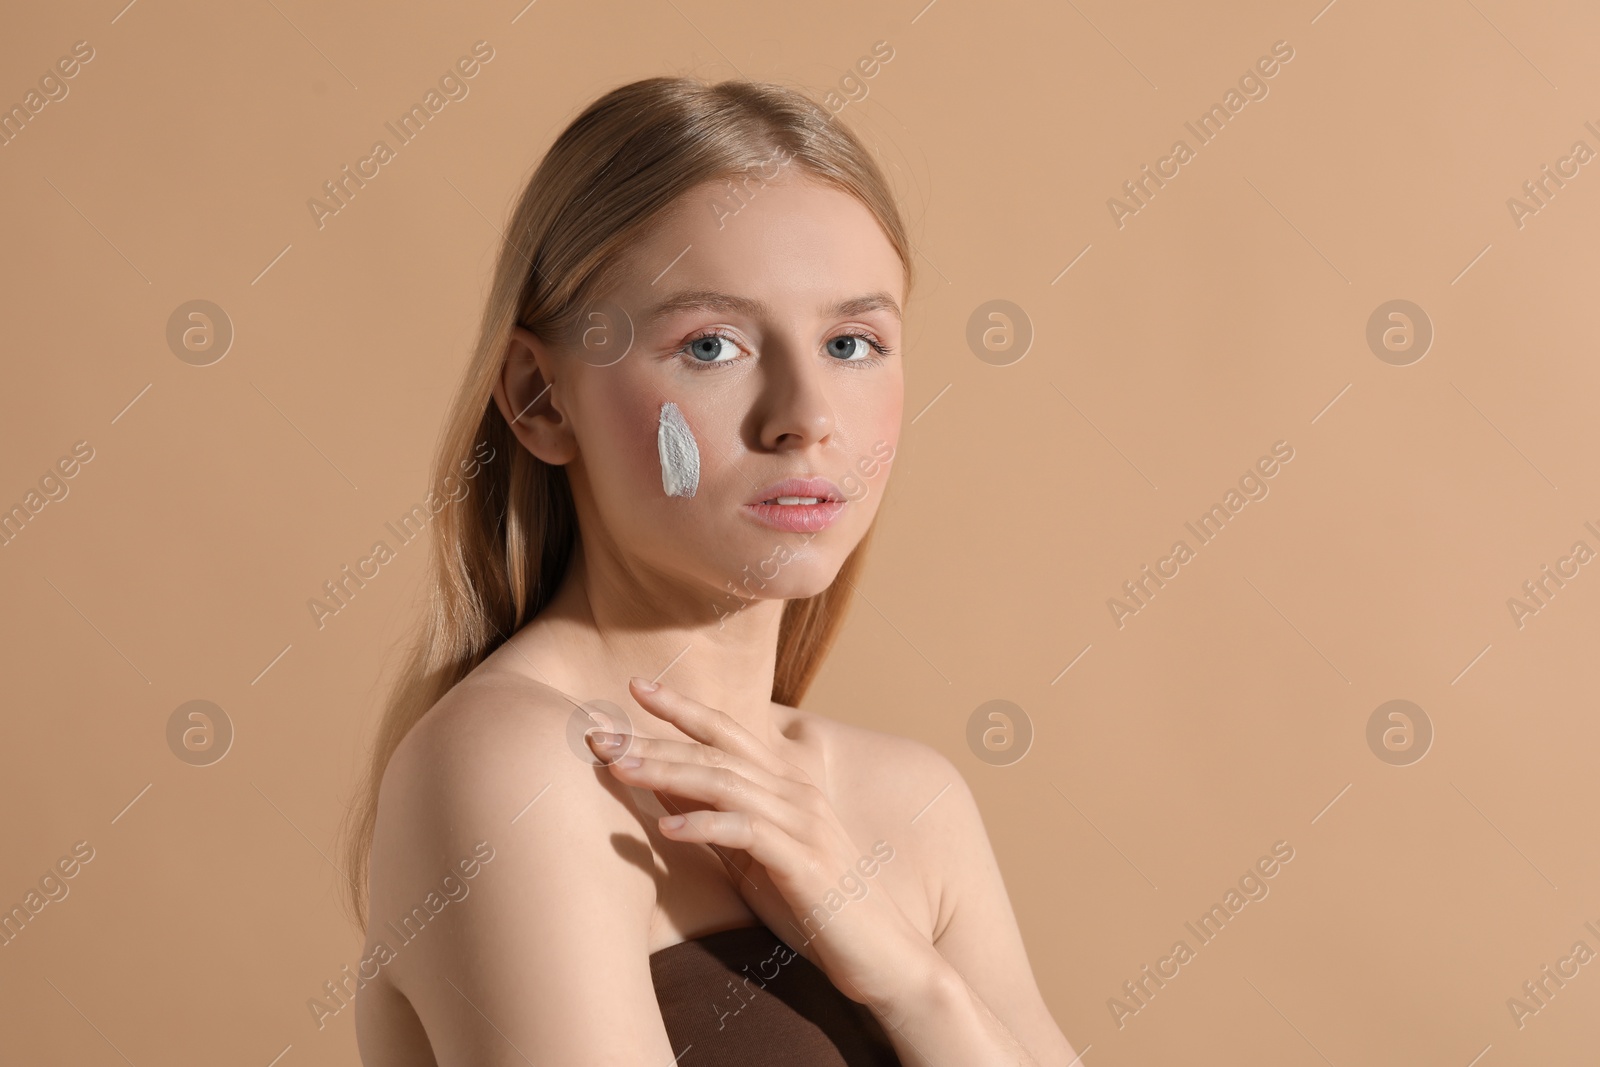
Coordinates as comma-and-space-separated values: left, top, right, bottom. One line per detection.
584, 676, 946, 1018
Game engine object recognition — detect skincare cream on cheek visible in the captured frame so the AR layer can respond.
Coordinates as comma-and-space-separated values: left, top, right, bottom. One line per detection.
657, 401, 701, 497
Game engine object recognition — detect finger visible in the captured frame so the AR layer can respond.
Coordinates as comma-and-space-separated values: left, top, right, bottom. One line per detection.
590, 732, 802, 798
628, 677, 800, 779
584, 729, 633, 761
657, 809, 809, 881
607, 753, 812, 839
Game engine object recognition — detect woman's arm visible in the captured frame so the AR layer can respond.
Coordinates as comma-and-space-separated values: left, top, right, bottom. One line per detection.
359, 681, 680, 1066
866, 749, 1081, 1066
862, 947, 1056, 1066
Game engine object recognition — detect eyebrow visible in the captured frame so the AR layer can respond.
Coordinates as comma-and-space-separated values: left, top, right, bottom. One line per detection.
638, 289, 902, 328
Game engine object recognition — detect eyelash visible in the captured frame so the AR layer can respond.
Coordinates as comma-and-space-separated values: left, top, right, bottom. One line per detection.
676, 328, 894, 372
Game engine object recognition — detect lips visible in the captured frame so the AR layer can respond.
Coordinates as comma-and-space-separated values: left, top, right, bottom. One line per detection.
743, 476, 847, 533
746, 476, 846, 507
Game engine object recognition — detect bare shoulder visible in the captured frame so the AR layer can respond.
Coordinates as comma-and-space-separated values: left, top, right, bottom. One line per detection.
357, 668, 674, 1064
783, 703, 982, 939
791, 704, 968, 819
373, 669, 637, 885
370, 668, 652, 938
384, 667, 593, 812
368, 671, 656, 953
792, 704, 1079, 1064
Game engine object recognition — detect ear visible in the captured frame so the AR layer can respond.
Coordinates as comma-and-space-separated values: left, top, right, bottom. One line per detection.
491, 326, 577, 465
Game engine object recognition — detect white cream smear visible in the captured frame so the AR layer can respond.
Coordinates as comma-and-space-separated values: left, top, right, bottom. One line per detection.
657, 401, 700, 497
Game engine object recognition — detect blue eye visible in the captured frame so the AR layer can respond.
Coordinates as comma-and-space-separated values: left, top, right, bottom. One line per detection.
827, 335, 888, 362
675, 329, 892, 371
678, 331, 742, 368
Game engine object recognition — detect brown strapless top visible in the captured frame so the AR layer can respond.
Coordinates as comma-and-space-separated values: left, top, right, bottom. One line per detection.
649, 924, 902, 1065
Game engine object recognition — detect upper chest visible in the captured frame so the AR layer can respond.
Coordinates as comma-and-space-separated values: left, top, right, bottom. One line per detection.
643, 711, 939, 953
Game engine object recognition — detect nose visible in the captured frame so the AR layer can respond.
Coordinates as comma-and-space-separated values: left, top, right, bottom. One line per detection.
754, 335, 836, 452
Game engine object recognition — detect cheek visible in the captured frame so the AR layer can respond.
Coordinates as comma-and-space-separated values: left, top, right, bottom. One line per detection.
856, 387, 903, 461
854, 360, 903, 434
657, 401, 701, 498
873, 396, 903, 447
590, 394, 714, 506
845, 388, 902, 506
581, 391, 665, 498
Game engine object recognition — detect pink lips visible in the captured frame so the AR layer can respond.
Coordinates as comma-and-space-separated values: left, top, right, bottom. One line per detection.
743, 476, 847, 533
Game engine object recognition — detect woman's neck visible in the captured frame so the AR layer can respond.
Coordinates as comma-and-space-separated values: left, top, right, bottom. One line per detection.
500, 542, 790, 750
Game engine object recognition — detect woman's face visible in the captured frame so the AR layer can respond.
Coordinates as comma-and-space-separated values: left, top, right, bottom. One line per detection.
546, 174, 905, 610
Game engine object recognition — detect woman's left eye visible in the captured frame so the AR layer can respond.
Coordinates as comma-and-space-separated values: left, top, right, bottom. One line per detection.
826, 334, 889, 362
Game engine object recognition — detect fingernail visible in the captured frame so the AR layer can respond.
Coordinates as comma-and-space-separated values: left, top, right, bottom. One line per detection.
587, 730, 623, 748
660, 815, 686, 830
631, 676, 660, 692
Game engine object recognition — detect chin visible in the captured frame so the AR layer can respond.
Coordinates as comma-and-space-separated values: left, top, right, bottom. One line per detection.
710, 552, 844, 604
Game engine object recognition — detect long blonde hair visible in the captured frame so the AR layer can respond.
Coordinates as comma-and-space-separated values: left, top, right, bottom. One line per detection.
338, 75, 915, 930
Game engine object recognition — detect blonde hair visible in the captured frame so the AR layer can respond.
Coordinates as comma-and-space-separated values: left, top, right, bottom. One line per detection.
339, 75, 915, 929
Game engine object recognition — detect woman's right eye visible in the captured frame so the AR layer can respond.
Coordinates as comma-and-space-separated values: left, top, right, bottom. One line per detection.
679, 331, 742, 369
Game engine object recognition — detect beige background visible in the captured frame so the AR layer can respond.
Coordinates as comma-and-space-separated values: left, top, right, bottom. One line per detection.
2, 0, 1597, 1063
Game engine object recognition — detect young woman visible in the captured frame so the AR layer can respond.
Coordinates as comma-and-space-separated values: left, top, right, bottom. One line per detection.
339, 75, 1078, 1066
